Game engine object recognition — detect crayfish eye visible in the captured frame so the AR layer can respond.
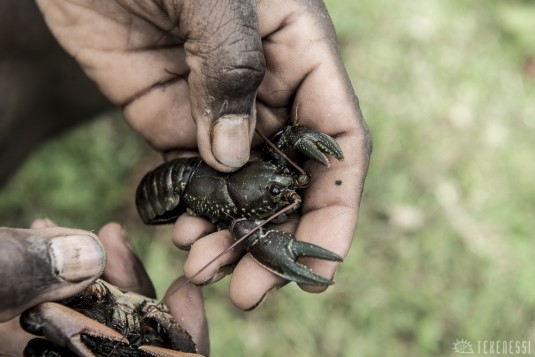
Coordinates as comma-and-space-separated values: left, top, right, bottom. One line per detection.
270, 184, 282, 195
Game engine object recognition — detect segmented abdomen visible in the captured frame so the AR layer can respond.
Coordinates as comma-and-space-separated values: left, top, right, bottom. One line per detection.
135, 157, 201, 224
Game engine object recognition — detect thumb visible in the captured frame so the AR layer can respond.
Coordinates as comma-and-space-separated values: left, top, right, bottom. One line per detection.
179, 0, 265, 171
0, 227, 105, 322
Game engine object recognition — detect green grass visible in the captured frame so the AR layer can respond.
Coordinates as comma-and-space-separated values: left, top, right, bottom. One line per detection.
1, 0, 535, 356
0, 113, 144, 229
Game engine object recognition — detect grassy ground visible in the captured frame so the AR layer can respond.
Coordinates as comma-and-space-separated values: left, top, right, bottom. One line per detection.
1, 0, 535, 356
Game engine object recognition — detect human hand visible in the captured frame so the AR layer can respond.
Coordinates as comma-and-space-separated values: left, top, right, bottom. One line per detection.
0, 219, 105, 355
0, 220, 208, 357
36, 0, 371, 309
0, 219, 105, 323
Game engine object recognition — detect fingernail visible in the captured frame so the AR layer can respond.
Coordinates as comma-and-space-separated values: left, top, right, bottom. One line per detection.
245, 284, 283, 311
211, 114, 251, 168
49, 235, 105, 283
199, 265, 234, 285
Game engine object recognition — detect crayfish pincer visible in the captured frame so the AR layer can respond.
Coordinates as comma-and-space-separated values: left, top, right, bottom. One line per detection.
136, 124, 344, 285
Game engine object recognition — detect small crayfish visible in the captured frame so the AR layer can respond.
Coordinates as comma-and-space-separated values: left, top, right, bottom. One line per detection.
21, 279, 201, 356
136, 124, 344, 285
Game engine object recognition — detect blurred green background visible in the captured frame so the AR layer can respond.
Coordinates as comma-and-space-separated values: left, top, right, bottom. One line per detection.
1, 0, 535, 356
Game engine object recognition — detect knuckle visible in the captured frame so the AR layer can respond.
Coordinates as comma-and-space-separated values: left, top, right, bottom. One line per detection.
205, 40, 265, 97
200, 4, 265, 97
183, 1, 266, 105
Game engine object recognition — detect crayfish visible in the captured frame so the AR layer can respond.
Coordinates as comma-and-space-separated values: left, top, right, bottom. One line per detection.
136, 124, 344, 285
21, 279, 201, 357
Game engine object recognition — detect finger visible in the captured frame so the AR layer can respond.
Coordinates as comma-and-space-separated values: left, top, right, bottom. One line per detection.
183, 230, 243, 285
296, 204, 360, 293
229, 255, 285, 310
172, 213, 216, 250
164, 276, 209, 357
98, 223, 156, 298
179, 0, 265, 171
0, 227, 105, 322
228, 219, 296, 309
29, 217, 58, 229
124, 78, 199, 152
35, 0, 188, 105
29, 220, 156, 297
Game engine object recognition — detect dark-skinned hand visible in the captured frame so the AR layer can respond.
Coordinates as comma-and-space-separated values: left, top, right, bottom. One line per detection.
33, 0, 372, 310
0, 219, 209, 357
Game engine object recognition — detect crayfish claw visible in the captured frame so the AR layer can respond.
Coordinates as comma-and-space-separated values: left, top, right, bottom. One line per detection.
277, 125, 344, 166
294, 137, 331, 166
291, 240, 343, 262
20, 302, 127, 357
143, 304, 198, 353
247, 229, 340, 286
